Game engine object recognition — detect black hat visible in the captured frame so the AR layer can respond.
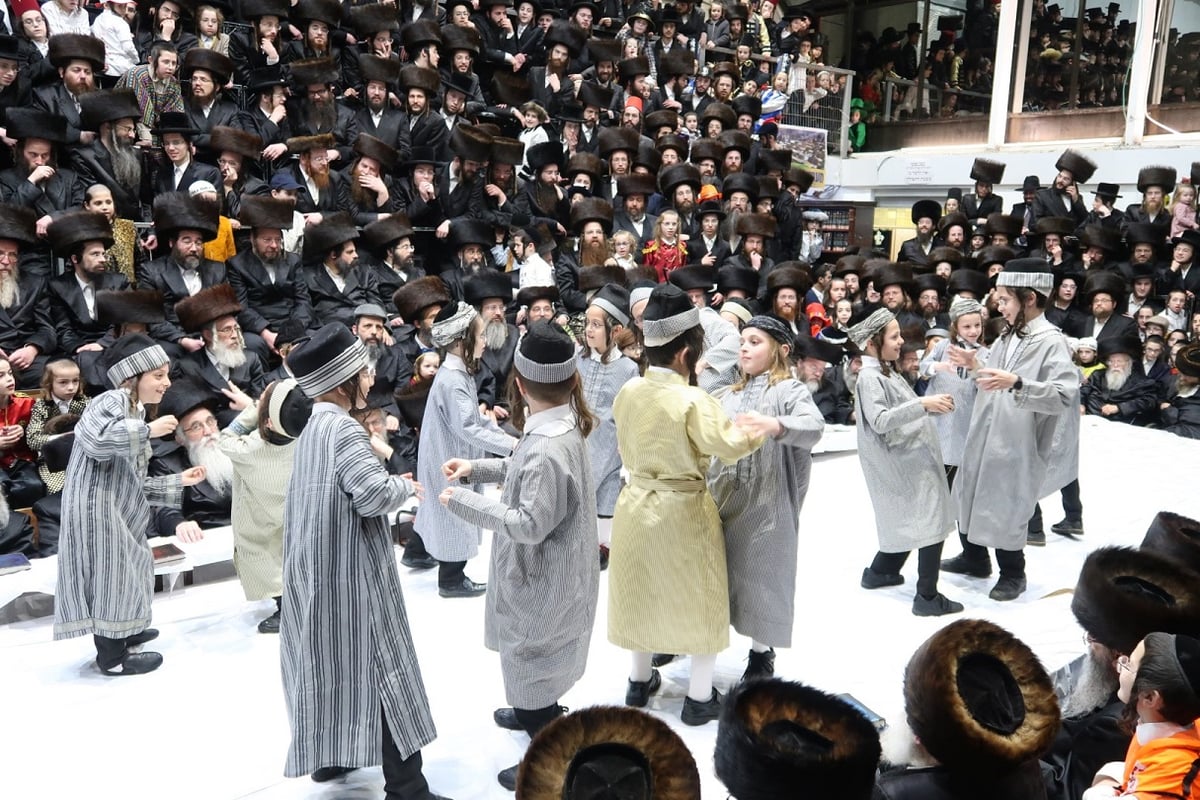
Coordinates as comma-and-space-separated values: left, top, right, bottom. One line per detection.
1098, 334, 1142, 361
245, 64, 288, 93
346, 2, 398, 37
736, 213, 778, 240
1174, 230, 1200, 250
946, 187, 963, 202
659, 163, 702, 196
1021, 175, 1042, 192
766, 263, 812, 297
526, 141, 567, 174
578, 81, 615, 110
151, 112, 199, 140
47, 33, 105, 71
970, 158, 1006, 184
47, 211, 114, 253
441, 23, 482, 55
41, 428, 76, 474
158, 376, 220, 421
1125, 222, 1169, 248
303, 212, 359, 263
834, 255, 866, 278
210, 126, 263, 160
1056, 149, 1098, 183
657, 48, 695, 81
237, 196, 295, 231
719, 130, 752, 159
400, 19, 442, 51
938, 212, 970, 237
79, 90, 142, 131
731, 95, 763, 120
1092, 182, 1122, 199
153, 192, 219, 242
589, 283, 631, 325
757, 149, 793, 175
904, 619, 1059, 772
181, 48, 234, 87
947, 268, 990, 299
641, 283, 700, 347
448, 125, 494, 165
782, 168, 816, 193
1079, 224, 1124, 255
793, 335, 844, 364
393, 276, 451, 323
0, 35, 18, 62
1141, 511, 1200, 574
722, 172, 759, 202
291, 0, 342, 26
400, 65, 441, 95
697, 199, 727, 222
446, 220, 492, 253
570, 197, 614, 235
1083, 269, 1127, 304
702, 102, 737, 131
643, 109, 679, 135
715, 679, 881, 800
241, 0, 290, 20
359, 54, 402, 87
543, 19, 588, 57
1073, 546, 1200, 654
361, 213, 414, 257
463, 270, 513, 306
290, 57, 340, 88
717, 265, 757, 296
1033, 216, 1076, 238
491, 137, 526, 166
984, 213, 1022, 239
586, 37, 623, 65
515, 321, 576, 382
1174, 343, 1200, 379
689, 139, 724, 166
97, 289, 166, 325
911, 199, 942, 224
1137, 165, 1177, 193
875, 262, 917, 293
578, 264, 627, 292
618, 56, 651, 83
5, 109, 67, 144
289, 323, 368, 399
616, 173, 657, 198
916, 274, 947, 295
667, 265, 715, 293
515, 283, 560, 308
175, 284, 242, 334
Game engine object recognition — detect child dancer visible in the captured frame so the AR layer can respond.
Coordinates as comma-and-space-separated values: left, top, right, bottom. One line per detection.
578, 284, 639, 569
27, 360, 90, 494
410, 302, 517, 595
608, 284, 763, 726
708, 315, 825, 681
440, 322, 600, 791
851, 308, 963, 617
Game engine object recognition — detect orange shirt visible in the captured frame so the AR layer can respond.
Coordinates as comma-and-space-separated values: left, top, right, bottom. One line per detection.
1120, 723, 1200, 798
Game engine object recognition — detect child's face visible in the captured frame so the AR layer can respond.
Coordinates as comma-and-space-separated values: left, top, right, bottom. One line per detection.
613, 237, 631, 256
1178, 186, 1196, 205
701, 215, 719, 236
418, 356, 439, 380
53, 370, 80, 400
850, 109, 861, 123
584, 306, 611, 352
835, 300, 852, 324
523, 111, 539, 129
684, 114, 698, 132
1168, 293, 1186, 312
1078, 347, 1097, 365
0, 361, 13, 395
956, 313, 983, 344
199, 9, 220, 35
925, 334, 945, 350
661, 216, 678, 238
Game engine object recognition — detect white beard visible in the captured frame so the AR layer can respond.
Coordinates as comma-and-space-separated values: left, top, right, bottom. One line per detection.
186, 436, 235, 495
0, 484, 9, 529
211, 337, 248, 370
483, 319, 509, 351
1105, 366, 1130, 393
879, 717, 938, 769
0, 274, 19, 309
805, 378, 821, 393
1061, 648, 1121, 718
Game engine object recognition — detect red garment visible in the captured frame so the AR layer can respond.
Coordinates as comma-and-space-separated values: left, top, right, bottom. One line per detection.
0, 394, 35, 470
806, 301, 831, 337
643, 240, 688, 282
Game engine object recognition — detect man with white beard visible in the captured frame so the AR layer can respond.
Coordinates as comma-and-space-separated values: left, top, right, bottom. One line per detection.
149, 378, 236, 541
0, 204, 55, 391
463, 271, 517, 418
1079, 336, 1158, 426
792, 335, 853, 424
172, 284, 267, 427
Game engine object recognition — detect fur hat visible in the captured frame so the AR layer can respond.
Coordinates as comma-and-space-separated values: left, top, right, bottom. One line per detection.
209, 126, 263, 160
1098, 334, 1142, 362
1056, 149, 1098, 183
657, 48, 695, 80
517, 706, 700, 800
361, 213, 414, 257
947, 268, 990, 299
353, 134, 399, 171
766, 263, 812, 297
718, 265, 758, 296
4, 109, 67, 144
643, 109, 679, 134
47, 33, 105, 70
916, 274, 948, 295
526, 141, 567, 174
735, 213, 778, 240
1082, 268, 1126, 304
291, 0, 342, 26
634, 141, 661, 173
1125, 222, 1169, 248
722, 172, 759, 202
656, 134, 689, 160
441, 23, 481, 55
714, 679, 881, 800
286, 132, 336, 156
1033, 216, 1076, 238
346, 2, 398, 36
450, 125, 494, 164
617, 174, 658, 198
566, 152, 603, 182
175, 284, 242, 334
570, 197, 614, 236
731, 95, 763, 120
970, 158, 1006, 184
181, 48, 234, 87
289, 57, 340, 88
1137, 166, 1177, 193
875, 262, 917, 293
782, 168, 815, 193
578, 264, 628, 292
667, 265, 715, 293
904, 619, 1059, 773
400, 19, 442, 51
928, 246, 962, 268
578, 81, 615, 110
618, 56, 651, 83
758, 149, 793, 174
359, 54, 402, 87
491, 137, 525, 166
79, 90, 141, 131
911, 199, 942, 225
490, 71, 532, 106
976, 246, 1015, 270
393, 276, 450, 324
1080, 224, 1123, 257
719, 130, 752, 159
515, 284, 560, 308
937, 212, 969, 237
241, 0, 290, 19
984, 213, 1022, 239
1174, 343, 1200, 379
659, 163, 702, 196
237, 196, 295, 230
303, 212, 359, 263
587, 37, 623, 65
47, 211, 114, 253
152, 192, 218, 242
598, 126, 640, 158
400, 65, 441, 95
449, 220, 493, 252
689, 138, 724, 165
543, 20, 588, 57
463, 270, 514, 307
1073, 546, 1200, 654
97, 289, 165, 325
702, 102, 737, 131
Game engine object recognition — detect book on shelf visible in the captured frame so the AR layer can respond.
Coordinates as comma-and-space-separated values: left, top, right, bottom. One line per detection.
152, 543, 187, 566
0, 553, 31, 576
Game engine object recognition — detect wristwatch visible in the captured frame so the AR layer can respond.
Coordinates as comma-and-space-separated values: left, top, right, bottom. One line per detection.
1011, 377, 1024, 392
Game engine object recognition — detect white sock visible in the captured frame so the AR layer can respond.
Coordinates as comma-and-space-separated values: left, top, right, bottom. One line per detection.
597, 517, 613, 547
750, 640, 771, 654
630, 651, 653, 683
688, 654, 717, 701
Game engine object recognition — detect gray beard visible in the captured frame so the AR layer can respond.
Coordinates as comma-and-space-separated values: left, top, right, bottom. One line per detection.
1061, 648, 1121, 718
186, 437, 235, 495
1106, 367, 1130, 392
0, 274, 19, 309
365, 341, 382, 363
845, 366, 859, 393
805, 378, 821, 393
211, 337, 248, 369
108, 134, 142, 190
483, 319, 509, 351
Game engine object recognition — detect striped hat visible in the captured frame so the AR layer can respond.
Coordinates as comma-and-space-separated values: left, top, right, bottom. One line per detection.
514, 323, 577, 383
105, 334, 169, 387
289, 323, 368, 399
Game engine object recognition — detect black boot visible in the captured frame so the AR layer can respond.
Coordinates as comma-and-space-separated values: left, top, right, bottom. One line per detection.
681, 689, 723, 726
625, 669, 661, 707
1026, 530, 1046, 547
258, 597, 282, 634
99, 651, 164, 676
312, 766, 356, 783
1051, 518, 1085, 537
912, 593, 964, 617
989, 576, 1027, 601
741, 648, 775, 682
497, 765, 518, 791
860, 567, 904, 589
126, 628, 159, 647
940, 535, 992, 578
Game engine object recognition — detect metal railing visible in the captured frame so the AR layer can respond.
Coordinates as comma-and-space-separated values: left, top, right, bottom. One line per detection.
881, 76, 993, 122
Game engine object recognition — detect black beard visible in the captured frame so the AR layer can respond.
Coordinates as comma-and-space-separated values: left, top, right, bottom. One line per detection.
305, 101, 337, 133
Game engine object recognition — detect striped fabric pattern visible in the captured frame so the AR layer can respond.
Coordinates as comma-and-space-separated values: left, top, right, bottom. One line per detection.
105, 344, 169, 387
281, 404, 435, 777
54, 389, 183, 640
577, 352, 639, 516
294, 339, 367, 398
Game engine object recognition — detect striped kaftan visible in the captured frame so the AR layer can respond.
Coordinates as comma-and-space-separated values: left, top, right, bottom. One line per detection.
446, 405, 599, 710
54, 389, 183, 641
919, 338, 991, 467
708, 376, 825, 648
577, 349, 639, 516
280, 403, 435, 778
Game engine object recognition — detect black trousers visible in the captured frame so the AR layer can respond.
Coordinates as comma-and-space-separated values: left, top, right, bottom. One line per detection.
514, 704, 563, 738
870, 541, 945, 598
437, 560, 467, 589
404, 529, 429, 558
382, 707, 432, 800
1028, 479, 1084, 533
957, 533, 1027, 579
93, 635, 127, 670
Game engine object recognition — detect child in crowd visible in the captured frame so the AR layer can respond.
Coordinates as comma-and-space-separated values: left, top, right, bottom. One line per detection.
607, 230, 640, 271
1075, 337, 1104, 379
615, 326, 643, 366
577, 284, 639, 568
708, 315, 824, 681
920, 297, 989, 489
516, 102, 551, 179
410, 351, 440, 388
92, 0, 140, 79
1170, 180, 1197, 239
27, 360, 90, 494
1163, 289, 1189, 333
682, 110, 701, 139
84, 184, 145, 285
440, 322, 600, 791
195, 4, 231, 54
851, 309, 962, 617
848, 99, 867, 152
642, 210, 687, 282
0, 356, 41, 509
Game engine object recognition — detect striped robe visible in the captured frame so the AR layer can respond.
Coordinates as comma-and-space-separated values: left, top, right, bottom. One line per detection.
414, 354, 516, 563
919, 338, 991, 467
854, 356, 954, 554
698, 307, 742, 393
445, 405, 599, 710
708, 376, 824, 648
280, 403, 435, 778
608, 368, 762, 655
53, 389, 183, 641
577, 349, 639, 516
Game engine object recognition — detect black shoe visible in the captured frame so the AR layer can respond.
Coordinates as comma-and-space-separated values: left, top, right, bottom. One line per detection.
258, 609, 281, 634
98, 651, 163, 676
1051, 519, 1085, 537
625, 669, 661, 707
651, 653, 678, 668
311, 766, 356, 783
599, 544, 609, 571
1026, 530, 1046, 547
913, 593, 965, 617
860, 568, 904, 589
989, 576, 1027, 602
438, 577, 487, 598
493, 706, 521, 730
741, 648, 775, 682
497, 765, 518, 791
401, 552, 438, 570
126, 628, 159, 647
681, 689, 723, 726
940, 553, 992, 578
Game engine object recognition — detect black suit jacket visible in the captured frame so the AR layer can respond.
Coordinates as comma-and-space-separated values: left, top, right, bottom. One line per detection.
68, 142, 148, 221
172, 348, 268, 425
286, 100, 361, 165
354, 106, 412, 165
148, 444, 231, 536
31, 84, 84, 145
367, 343, 413, 417
1031, 187, 1087, 227
136, 257, 228, 343
0, 167, 84, 218
402, 111, 449, 163
232, 105, 292, 151
899, 238, 933, 265
1081, 313, 1139, 343
365, 260, 427, 316
0, 276, 55, 354
961, 193, 1002, 222
686, 233, 733, 267
185, 97, 242, 152
437, 166, 486, 223
154, 159, 222, 197
304, 264, 380, 328
48, 272, 130, 355
614, 211, 658, 251
225, 249, 314, 334
288, 163, 354, 216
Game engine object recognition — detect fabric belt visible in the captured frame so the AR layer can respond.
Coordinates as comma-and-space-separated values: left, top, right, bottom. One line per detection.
628, 475, 706, 493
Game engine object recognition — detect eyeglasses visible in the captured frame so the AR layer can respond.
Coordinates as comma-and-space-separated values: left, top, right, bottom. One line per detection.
115, 124, 136, 135
183, 416, 219, 435
215, 324, 241, 336
190, 75, 214, 84
217, 159, 240, 168
1116, 655, 1133, 673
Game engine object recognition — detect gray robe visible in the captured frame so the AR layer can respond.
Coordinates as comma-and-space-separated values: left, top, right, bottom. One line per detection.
414, 353, 516, 562
708, 376, 824, 648
280, 403, 434, 777
698, 306, 743, 393
54, 389, 182, 641
919, 339, 991, 467
854, 357, 954, 553
955, 315, 1080, 550
577, 349, 639, 516
446, 405, 599, 709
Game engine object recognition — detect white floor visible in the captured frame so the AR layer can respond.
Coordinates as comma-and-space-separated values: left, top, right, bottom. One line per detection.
1, 417, 1196, 800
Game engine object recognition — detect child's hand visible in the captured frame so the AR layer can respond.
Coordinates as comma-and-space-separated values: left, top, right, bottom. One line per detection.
180, 466, 207, 486
442, 459, 473, 482
401, 473, 424, 501
438, 486, 455, 506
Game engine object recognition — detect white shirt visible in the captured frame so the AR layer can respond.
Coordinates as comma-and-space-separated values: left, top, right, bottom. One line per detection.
205, 347, 230, 380
92, 9, 140, 76
41, 2, 90, 35
325, 266, 346, 292
179, 264, 201, 295
1092, 316, 1107, 339
518, 253, 554, 289
75, 274, 95, 318
173, 159, 190, 190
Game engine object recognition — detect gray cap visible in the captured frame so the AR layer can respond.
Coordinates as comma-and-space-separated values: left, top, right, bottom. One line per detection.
354, 303, 389, 321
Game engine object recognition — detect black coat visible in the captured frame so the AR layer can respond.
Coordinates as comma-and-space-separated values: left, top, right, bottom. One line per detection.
285, 100, 361, 165
153, 158, 222, 197
31, 84, 85, 145
615, 211, 659, 252
68, 141, 149, 221
402, 110, 449, 163
1162, 393, 1200, 439
477, 325, 519, 409
225, 249, 313, 335
136, 257, 228, 344
0, 167, 84, 218
1045, 304, 1087, 338
184, 97, 242, 153
811, 366, 854, 424
148, 444, 231, 536
286, 162, 354, 216
875, 760, 1048, 800
0, 276, 55, 355
1041, 695, 1126, 800
437, 165, 487, 223
303, 263, 380, 328
354, 106, 412, 166
961, 193, 1002, 222
232, 106, 292, 151
898, 237, 933, 265
364, 260, 426, 316
685, 233, 733, 267
48, 272, 130, 355
1080, 369, 1158, 425
1080, 313, 1139, 343
228, 30, 270, 86
1031, 187, 1087, 227
171, 348, 268, 426
367, 343, 414, 418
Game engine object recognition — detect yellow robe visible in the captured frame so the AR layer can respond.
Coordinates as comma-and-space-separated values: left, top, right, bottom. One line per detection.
607, 368, 762, 655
